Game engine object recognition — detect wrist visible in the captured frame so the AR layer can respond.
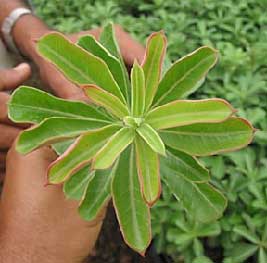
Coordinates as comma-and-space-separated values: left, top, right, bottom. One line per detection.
12, 14, 51, 60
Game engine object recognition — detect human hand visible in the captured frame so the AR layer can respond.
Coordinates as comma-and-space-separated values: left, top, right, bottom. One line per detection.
0, 63, 31, 180
0, 142, 105, 263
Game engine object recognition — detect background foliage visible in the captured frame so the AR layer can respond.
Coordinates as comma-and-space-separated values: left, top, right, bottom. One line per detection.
32, 0, 267, 262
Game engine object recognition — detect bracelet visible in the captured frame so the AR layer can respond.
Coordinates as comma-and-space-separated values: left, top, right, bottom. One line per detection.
1, 8, 32, 55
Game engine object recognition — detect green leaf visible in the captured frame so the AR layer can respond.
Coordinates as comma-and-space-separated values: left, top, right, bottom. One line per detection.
83, 85, 129, 119
48, 125, 120, 184
193, 255, 214, 263
79, 167, 115, 221
153, 46, 218, 106
161, 148, 209, 183
142, 31, 166, 110
17, 117, 107, 154
225, 243, 258, 263
136, 123, 165, 156
63, 166, 93, 200
53, 139, 74, 155
233, 226, 260, 244
112, 146, 151, 255
131, 61, 145, 117
160, 118, 254, 156
259, 248, 267, 263
93, 127, 135, 169
146, 99, 235, 130
8, 86, 110, 124
78, 35, 129, 101
100, 22, 122, 59
161, 168, 226, 222
135, 135, 161, 206
37, 32, 125, 102
100, 23, 130, 96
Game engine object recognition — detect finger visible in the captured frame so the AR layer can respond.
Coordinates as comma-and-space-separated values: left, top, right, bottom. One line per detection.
0, 171, 4, 183
39, 61, 88, 101
114, 25, 145, 66
0, 124, 21, 150
0, 63, 31, 91
0, 92, 10, 123
0, 151, 6, 170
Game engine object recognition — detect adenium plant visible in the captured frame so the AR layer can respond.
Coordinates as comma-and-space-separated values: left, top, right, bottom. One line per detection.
8, 23, 255, 255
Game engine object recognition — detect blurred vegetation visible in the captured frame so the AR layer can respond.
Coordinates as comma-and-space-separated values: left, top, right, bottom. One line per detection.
32, 0, 267, 262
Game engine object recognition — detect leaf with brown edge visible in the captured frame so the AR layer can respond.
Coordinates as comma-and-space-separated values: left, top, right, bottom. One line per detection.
83, 85, 129, 119
146, 99, 235, 130
112, 146, 151, 255
8, 86, 111, 124
131, 61, 145, 117
63, 166, 94, 200
48, 125, 120, 184
153, 46, 218, 106
79, 167, 115, 221
92, 127, 135, 170
99, 22, 131, 101
161, 148, 209, 183
136, 123, 166, 156
37, 32, 125, 102
78, 35, 129, 102
135, 134, 161, 206
17, 117, 109, 154
160, 117, 255, 156
142, 31, 167, 111
161, 163, 227, 222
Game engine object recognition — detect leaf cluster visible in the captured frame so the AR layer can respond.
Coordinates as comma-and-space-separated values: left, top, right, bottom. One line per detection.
8, 23, 254, 255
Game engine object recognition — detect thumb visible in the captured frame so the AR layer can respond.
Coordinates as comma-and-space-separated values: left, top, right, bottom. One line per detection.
0, 63, 31, 91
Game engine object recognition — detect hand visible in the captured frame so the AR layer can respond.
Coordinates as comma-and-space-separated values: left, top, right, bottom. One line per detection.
0, 63, 31, 181
0, 142, 105, 263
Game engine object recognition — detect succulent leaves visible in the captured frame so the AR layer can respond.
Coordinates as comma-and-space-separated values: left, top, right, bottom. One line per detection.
8, 23, 255, 255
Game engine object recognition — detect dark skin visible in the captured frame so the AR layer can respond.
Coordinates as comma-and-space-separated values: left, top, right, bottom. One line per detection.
0, 0, 145, 262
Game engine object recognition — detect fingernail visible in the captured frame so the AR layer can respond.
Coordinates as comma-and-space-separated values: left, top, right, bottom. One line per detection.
14, 63, 30, 71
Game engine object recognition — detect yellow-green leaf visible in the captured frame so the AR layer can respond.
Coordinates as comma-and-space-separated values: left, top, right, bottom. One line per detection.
142, 31, 167, 111
153, 46, 218, 106
131, 61, 145, 117
160, 118, 254, 156
83, 85, 129, 119
93, 127, 135, 169
136, 123, 165, 156
8, 86, 110, 124
48, 125, 120, 184
146, 99, 235, 130
78, 35, 129, 102
17, 117, 108, 154
135, 135, 161, 206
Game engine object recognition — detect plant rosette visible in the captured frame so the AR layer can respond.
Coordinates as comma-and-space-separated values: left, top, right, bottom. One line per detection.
8, 23, 255, 255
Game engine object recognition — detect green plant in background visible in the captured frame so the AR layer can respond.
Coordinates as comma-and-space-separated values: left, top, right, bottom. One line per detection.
8, 23, 254, 254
